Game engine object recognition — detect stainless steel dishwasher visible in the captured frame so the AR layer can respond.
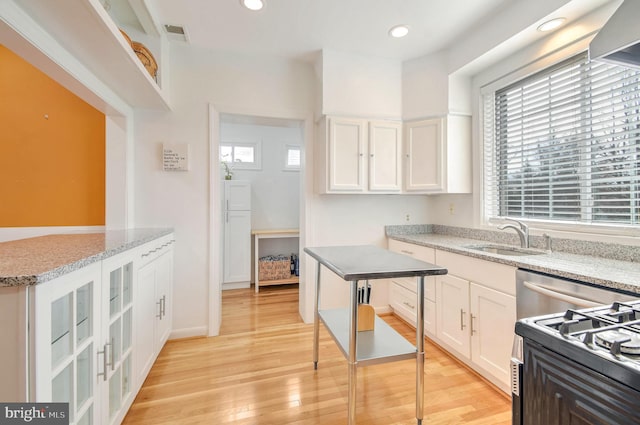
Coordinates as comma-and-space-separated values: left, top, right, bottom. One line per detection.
516, 269, 638, 319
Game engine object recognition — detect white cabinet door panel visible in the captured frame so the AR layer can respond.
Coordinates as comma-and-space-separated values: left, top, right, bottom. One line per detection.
405, 118, 443, 192
470, 283, 516, 388
224, 180, 251, 211
368, 121, 402, 192
329, 118, 366, 191
223, 210, 251, 283
436, 274, 470, 358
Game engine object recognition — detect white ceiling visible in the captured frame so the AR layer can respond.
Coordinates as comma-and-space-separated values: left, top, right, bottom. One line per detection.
149, 0, 513, 62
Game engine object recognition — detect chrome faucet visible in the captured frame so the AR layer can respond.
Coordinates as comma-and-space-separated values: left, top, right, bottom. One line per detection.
498, 219, 529, 248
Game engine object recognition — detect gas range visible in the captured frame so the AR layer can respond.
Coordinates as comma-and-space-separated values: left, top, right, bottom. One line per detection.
513, 300, 640, 425
516, 300, 640, 392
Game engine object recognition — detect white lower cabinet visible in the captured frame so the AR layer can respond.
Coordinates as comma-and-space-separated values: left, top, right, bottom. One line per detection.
388, 240, 437, 337
1, 232, 174, 425
435, 250, 516, 393
33, 262, 103, 425
223, 210, 251, 284
387, 238, 516, 394
135, 236, 174, 388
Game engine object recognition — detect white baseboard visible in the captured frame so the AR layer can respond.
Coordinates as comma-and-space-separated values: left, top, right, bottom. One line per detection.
169, 326, 208, 340
374, 305, 393, 315
222, 281, 250, 290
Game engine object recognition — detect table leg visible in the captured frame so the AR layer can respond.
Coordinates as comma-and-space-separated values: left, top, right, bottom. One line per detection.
348, 279, 359, 425
254, 234, 259, 293
416, 276, 425, 424
313, 261, 321, 370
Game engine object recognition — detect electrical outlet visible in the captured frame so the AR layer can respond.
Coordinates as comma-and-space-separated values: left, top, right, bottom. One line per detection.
405, 214, 410, 222
448, 203, 455, 215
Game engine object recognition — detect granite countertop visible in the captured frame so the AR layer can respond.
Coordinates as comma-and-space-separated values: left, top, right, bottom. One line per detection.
0, 228, 173, 287
386, 225, 640, 295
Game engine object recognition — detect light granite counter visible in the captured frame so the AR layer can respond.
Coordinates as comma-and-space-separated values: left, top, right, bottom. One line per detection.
0, 228, 173, 287
386, 225, 640, 295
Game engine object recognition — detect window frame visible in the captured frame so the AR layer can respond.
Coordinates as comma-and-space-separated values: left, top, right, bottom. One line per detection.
480, 51, 640, 236
283, 144, 301, 171
219, 140, 262, 170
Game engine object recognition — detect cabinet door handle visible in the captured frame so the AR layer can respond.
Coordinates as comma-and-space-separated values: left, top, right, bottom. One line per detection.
470, 314, 476, 335
161, 295, 166, 318
460, 309, 466, 331
109, 337, 115, 370
97, 340, 111, 381
400, 249, 414, 255
157, 299, 163, 319
370, 153, 374, 157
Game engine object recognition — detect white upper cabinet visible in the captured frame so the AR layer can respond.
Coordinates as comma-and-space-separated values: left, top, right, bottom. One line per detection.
404, 115, 471, 194
316, 116, 402, 194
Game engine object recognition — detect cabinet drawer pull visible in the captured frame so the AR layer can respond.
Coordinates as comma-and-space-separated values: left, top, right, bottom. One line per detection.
460, 309, 466, 331
471, 314, 476, 335
403, 301, 415, 310
400, 250, 414, 255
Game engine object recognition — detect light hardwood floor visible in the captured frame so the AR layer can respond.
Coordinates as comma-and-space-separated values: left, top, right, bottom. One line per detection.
123, 285, 511, 424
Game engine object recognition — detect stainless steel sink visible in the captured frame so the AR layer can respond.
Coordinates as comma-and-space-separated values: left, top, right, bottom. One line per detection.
464, 244, 547, 256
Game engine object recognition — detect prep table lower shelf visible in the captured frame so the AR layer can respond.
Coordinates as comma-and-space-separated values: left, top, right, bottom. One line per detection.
319, 308, 416, 366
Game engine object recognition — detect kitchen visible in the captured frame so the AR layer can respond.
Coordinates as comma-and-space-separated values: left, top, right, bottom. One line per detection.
1, 0, 639, 424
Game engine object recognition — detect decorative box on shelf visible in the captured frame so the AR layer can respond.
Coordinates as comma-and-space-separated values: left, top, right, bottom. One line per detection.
258, 255, 291, 281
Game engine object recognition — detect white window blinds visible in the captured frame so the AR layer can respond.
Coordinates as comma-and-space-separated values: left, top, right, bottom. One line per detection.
484, 52, 640, 227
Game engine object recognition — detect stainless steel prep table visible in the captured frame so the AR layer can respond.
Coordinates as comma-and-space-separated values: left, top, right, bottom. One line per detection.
304, 245, 447, 425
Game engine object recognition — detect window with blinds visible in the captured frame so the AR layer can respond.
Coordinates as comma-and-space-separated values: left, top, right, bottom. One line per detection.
483, 52, 640, 227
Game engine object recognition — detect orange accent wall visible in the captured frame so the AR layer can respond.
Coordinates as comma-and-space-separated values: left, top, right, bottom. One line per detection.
0, 45, 105, 227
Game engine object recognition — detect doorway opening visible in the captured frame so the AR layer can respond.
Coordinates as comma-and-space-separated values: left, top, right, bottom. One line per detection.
210, 110, 307, 336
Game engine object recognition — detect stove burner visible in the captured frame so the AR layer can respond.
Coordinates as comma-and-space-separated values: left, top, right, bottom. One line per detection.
594, 329, 640, 355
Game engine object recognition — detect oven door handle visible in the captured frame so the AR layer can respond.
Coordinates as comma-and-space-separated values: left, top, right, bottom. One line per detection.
522, 281, 602, 308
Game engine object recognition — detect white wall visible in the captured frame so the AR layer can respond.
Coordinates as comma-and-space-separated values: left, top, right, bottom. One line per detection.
306, 194, 431, 312
321, 49, 402, 119
134, 45, 316, 337
402, 52, 449, 120
220, 122, 301, 230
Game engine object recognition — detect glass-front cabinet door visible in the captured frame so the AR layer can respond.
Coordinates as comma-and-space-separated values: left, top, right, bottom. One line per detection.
34, 262, 102, 425
101, 254, 135, 425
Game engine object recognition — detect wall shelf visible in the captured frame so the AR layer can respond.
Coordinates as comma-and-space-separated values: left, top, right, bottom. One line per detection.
13, 0, 170, 110
252, 229, 299, 293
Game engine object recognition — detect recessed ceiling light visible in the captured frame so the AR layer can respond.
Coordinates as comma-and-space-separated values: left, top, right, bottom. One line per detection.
389, 25, 409, 38
240, 0, 264, 11
537, 18, 565, 32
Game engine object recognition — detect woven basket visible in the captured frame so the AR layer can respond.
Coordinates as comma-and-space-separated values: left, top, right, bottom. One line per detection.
119, 29, 133, 48
258, 258, 291, 281
131, 41, 158, 79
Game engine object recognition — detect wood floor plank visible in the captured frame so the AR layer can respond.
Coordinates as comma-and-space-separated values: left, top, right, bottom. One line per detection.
123, 284, 511, 424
